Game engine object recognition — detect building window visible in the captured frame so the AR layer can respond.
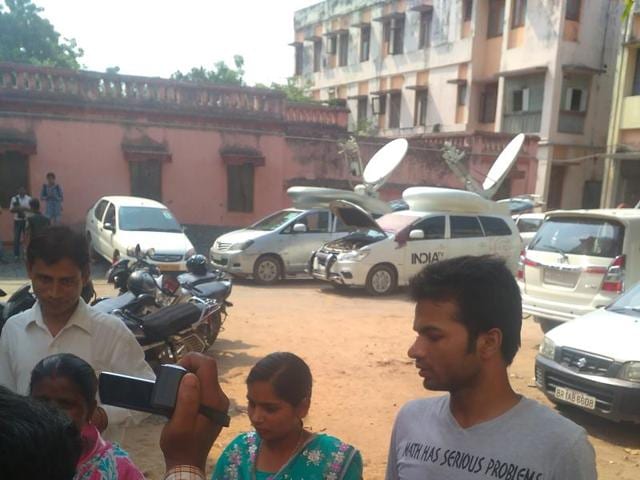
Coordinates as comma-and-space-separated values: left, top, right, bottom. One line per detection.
463, 0, 473, 21
338, 32, 349, 67
327, 35, 337, 55
383, 21, 391, 56
632, 49, 640, 95
372, 95, 387, 115
389, 92, 401, 128
0, 151, 28, 208
130, 159, 162, 201
357, 97, 369, 124
564, 87, 587, 112
415, 90, 428, 126
313, 39, 322, 72
391, 16, 405, 54
294, 44, 303, 76
227, 163, 254, 212
487, 0, 505, 38
360, 25, 370, 62
457, 83, 468, 106
511, 0, 526, 28
418, 10, 433, 49
479, 83, 498, 123
512, 88, 529, 112
565, 0, 581, 21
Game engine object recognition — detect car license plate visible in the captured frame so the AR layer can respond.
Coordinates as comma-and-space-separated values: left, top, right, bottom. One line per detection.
554, 386, 596, 410
543, 268, 578, 287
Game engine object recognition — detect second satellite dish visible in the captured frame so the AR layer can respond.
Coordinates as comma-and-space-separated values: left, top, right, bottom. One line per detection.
482, 133, 525, 197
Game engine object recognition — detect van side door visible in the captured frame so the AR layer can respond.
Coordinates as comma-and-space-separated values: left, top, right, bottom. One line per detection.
449, 215, 486, 258
404, 215, 447, 280
283, 210, 333, 274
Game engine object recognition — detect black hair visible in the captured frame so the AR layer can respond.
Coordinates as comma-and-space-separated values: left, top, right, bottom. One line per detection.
47, 172, 56, 179
26, 225, 90, 270
30, 353, 98, 407
247, 352, 312, 406
29, 198, 41, 211
0, 386, 81, 480
409, 255, 521, 365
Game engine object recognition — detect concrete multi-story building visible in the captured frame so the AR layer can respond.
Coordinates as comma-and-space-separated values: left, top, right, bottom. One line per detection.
292, 0, 622, 209
602, 1, 640, 208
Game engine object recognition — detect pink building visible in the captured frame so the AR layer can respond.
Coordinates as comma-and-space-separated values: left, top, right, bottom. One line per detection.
0, 63, 537, 249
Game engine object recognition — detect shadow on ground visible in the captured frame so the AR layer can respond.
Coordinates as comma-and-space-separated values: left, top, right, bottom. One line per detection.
555, 404, 640, 448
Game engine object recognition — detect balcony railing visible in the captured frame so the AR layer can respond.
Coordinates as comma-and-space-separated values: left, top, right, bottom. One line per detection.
0, 63, 347, 128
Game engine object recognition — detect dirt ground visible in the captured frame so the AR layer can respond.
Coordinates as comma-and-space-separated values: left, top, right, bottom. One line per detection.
3, 278, 639, 478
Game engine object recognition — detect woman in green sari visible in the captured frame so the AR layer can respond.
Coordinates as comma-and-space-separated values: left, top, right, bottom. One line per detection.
212, 352, 362, 480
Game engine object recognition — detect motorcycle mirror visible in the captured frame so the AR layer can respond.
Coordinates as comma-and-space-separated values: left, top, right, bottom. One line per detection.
0, 288, 6, 297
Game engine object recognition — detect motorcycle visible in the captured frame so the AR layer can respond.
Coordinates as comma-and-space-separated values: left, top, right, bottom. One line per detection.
109, 296, 224, 370
0, 285, 36, 334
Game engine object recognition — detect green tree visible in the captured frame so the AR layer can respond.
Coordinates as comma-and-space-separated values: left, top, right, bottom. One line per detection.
0, 0, 83, 68
171, 54, 245, 86
624, 0, 634, 20
258, 78, 313, 102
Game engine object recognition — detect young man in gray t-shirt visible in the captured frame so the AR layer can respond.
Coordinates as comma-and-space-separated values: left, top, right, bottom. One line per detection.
386, 256, 596, 480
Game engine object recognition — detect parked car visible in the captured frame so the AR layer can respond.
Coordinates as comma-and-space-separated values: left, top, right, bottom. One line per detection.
311, 188, 522, 295
518, 209, 640, 332
513, 212, 545, 247
535, 281, 640, 423
86, 196, 195, 271
209, 208, 352, 284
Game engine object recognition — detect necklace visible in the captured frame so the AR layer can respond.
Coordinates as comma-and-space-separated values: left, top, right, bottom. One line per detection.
252, 429, 307, 480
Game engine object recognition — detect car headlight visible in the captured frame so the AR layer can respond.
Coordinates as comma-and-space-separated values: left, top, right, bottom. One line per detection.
338, 249, 370, 262
231, 240, 254, 251
619, 362, 640, 383
538, 337, 556, 360
184, 248, 196, 259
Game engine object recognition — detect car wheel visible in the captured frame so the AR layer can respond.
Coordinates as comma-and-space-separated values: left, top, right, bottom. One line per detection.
537, 317, 561, 333
366, 264, 397, 296
253, 255, 282, 285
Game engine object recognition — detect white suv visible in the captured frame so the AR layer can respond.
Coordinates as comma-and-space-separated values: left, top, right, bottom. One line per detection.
519, 209, 640, 332
311, 188, 522, 295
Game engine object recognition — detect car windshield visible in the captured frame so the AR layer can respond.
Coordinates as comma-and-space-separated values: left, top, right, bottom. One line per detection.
249, 210, 302, 231
528, 217, 624, 258
377, 213, 420, 234
118, 206, 182, 232
607, 283, 640, 318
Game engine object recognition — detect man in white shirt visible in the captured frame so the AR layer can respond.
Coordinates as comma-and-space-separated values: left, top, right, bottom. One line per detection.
0, 225, 154, 441
9, 186, 32, 259
386, 255, 596, 480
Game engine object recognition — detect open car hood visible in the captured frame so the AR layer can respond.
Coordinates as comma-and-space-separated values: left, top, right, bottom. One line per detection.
329, 200, 385, 234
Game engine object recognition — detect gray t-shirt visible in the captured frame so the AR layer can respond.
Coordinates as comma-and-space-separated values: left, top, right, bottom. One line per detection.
386, 395, 596, 480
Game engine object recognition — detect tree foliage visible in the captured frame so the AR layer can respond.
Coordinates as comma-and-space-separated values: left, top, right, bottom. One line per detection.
171, 54, 245, 86
256, 78, 313, 102
0, 0, 83, 68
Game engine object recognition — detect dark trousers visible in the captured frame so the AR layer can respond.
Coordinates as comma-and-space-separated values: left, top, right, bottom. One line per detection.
13, 219, 25, 258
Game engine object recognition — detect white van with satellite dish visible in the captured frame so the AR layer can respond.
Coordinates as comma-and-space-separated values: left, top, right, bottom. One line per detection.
310, 135, 526, 295
209, 139, 408, 284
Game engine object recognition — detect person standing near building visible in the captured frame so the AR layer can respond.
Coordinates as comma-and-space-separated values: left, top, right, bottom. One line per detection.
40, 172, 63, 224
10, 187, 31, 260
386, 256, 596, 480
25, 198, 51, 247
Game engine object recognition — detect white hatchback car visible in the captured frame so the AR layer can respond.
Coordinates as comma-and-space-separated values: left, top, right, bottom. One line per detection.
519, 209, 640, 332
535, 281, 640, 423
86, 196, 195, 271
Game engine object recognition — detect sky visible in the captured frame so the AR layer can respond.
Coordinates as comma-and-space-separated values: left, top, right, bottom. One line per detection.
33, 0, 320, 85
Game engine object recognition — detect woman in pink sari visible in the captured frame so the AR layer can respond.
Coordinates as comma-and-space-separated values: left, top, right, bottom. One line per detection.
29, 353, 144, 480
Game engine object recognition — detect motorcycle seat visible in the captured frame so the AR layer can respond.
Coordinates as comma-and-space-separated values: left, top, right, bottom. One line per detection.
191, 282, 231, 301
143, 303, 202, 342
91, 292, 136, 314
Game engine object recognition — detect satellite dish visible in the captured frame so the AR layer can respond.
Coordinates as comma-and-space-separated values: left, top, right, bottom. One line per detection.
287, 138, 408, 215
361, 138, 408, 193
482, 133, 525, 197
